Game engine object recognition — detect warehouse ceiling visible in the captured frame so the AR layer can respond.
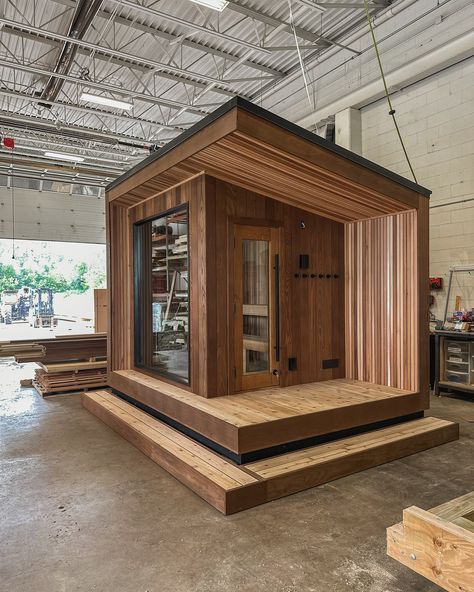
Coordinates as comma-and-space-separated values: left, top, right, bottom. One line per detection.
0, 0, 446, 192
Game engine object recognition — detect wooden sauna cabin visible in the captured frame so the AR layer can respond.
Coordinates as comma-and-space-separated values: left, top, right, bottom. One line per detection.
83, 97, 458, 514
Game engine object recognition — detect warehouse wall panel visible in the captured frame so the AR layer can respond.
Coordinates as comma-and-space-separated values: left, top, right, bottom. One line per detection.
361, 57, 474, 320
0, 188, 106, 244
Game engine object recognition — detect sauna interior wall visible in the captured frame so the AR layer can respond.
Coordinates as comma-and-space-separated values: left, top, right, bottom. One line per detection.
206, 176, 345, 396
345, 209, 425, 395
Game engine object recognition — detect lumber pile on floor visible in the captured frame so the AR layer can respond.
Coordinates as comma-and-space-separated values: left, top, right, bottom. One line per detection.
24, 333, 107, 363
0, 341, 45, 361
34, 361, 107, 396
0, 333, 109, 396
387, 491, 474, 591
0, 333, 107, 364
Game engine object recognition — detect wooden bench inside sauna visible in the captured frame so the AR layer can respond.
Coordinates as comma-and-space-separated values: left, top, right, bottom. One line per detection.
83, 97, 458, 514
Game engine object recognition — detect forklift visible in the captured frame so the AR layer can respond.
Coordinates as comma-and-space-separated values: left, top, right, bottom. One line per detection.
0, 287, 31, 324
29, 288, 58, 328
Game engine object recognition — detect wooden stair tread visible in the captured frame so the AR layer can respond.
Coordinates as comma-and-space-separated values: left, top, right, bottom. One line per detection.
82, 390, 458, 514
84, 391, 257, 490
246, 418, 453, 478
83, 391, 458, 515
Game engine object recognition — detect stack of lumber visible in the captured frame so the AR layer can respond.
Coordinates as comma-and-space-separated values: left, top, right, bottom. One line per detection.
25, 333, 107, 363
0, 341, 45, 361
0, 333, 108, 396
34, 360, 107, 396
387, 491, 474, 591
0, 333, 107, 364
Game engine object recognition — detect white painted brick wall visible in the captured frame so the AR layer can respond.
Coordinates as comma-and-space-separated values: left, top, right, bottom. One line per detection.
361, 57, 474, 320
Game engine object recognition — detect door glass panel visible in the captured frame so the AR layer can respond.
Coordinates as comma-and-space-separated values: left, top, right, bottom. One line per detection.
134, 205, 189, 384
242, 239, 269, 375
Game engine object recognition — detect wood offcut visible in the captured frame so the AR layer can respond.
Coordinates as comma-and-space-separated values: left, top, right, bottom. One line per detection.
387, 492, 474, 591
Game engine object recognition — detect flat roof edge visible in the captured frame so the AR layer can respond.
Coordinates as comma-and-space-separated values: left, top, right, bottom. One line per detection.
107, 96, 431, 198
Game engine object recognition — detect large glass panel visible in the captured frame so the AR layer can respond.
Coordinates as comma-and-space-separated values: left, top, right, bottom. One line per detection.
242, 239, 269, 375
135, 205, 189, 384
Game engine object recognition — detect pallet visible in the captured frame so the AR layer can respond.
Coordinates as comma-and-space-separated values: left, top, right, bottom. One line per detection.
83, 391, 459, 515
387, 492, 474, 592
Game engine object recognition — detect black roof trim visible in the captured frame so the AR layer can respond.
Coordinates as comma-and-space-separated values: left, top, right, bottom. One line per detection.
107, 96, 431, 197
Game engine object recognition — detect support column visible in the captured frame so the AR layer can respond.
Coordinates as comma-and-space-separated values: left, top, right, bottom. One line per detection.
335, 107, 362, 155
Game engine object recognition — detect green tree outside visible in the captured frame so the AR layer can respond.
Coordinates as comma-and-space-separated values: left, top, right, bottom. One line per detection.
0, 241, 106, 294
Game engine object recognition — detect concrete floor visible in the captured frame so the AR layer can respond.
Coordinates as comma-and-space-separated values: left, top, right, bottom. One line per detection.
1, 359, 473, 592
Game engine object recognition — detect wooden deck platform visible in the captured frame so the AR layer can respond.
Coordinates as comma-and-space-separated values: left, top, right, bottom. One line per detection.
83, 391, 458, 515
387, 492, 474, 591
109, 370, 427, 456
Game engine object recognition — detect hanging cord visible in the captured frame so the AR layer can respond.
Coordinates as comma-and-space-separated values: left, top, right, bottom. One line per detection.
287, 0, 315, 115
363, 0, 417, 183
10, 151, 15, 259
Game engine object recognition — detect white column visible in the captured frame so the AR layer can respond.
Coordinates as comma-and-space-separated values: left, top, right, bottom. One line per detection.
335, 107, 362, 155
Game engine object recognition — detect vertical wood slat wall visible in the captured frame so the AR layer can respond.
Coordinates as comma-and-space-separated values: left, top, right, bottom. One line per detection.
128, 175, 208, 395
345, 210, 418, 392
209, 178, 346, 395
107, 203, 133, 374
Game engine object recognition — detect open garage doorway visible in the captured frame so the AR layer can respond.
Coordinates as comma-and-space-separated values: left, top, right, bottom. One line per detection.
0, 239, 106, 341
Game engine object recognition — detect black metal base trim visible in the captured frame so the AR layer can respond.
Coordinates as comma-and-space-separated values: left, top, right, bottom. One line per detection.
112, 389, 424, 465
112, 389, 242, 464
239, 411, 424, 463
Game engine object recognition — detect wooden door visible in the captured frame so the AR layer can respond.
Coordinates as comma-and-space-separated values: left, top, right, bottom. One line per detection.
233, 224, 281, 392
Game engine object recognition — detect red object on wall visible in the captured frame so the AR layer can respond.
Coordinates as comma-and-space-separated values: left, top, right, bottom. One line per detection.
3, 137, 15, 149
429, 277, 443, 290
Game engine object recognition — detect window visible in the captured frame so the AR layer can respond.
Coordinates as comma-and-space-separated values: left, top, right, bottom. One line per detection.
134, 204, 190, 384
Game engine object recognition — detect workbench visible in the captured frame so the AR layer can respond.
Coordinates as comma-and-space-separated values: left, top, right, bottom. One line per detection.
433, 330, 474, 396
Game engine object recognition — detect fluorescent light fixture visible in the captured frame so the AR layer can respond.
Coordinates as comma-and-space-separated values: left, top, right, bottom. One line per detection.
188, 0, 228, 11
45, 152, 85, 163
80, 92, 133, 110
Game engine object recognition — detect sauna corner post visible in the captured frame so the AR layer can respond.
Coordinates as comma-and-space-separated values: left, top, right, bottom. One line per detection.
417, 196, 430, 408
107, 196, 134, 376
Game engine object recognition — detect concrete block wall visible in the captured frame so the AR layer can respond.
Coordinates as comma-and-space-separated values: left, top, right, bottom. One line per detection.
361, 57, 474, 320
0, 188, 106, 244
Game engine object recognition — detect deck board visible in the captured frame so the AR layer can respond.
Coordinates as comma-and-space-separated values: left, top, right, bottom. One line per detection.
111, 370, 425, 454
247, 418, 450, 478
84, 391, 458, 515
114, 371, 413, 425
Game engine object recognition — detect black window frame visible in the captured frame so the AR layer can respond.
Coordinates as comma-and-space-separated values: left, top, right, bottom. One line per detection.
133, 202, 191, 386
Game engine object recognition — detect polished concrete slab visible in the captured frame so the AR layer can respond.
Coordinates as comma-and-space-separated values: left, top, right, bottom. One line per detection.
1, 358, 473, 592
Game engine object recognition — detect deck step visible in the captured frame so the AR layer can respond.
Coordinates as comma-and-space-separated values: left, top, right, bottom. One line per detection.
83, 391, 459, 515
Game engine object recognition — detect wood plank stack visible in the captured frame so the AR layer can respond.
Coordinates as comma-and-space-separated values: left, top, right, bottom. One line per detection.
34, 361, 107, 396
0, 333, 107, 364
0, 333, 108, 396
0, 341, 45, 361
27, 333, 107, 363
